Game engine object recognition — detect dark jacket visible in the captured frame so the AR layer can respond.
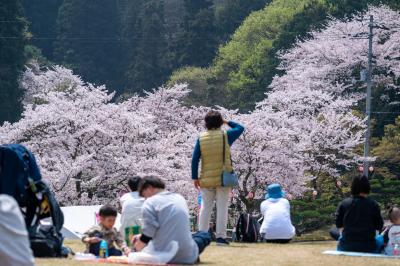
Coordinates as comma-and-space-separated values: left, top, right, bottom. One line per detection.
335, 196, 384, 252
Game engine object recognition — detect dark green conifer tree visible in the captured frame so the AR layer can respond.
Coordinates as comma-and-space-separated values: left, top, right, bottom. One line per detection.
54, 0, 123, 93
177, 0, 217, 67
21, 0, 62, 59
0, 0, 26, 124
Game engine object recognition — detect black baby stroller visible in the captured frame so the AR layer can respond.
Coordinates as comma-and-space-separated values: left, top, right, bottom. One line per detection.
0, 144, 66, 257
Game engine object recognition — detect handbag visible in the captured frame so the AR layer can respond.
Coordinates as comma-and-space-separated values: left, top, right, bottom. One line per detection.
221, 133, 239, 187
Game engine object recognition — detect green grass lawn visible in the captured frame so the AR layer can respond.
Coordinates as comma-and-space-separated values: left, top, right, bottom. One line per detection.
35, 240, 400, 266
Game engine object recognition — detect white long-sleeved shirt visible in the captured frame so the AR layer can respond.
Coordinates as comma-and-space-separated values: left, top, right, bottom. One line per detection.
259, 198, 295, 240
142, 191, 199, 264
0, 195, 34, 266
120, 192, 144, 238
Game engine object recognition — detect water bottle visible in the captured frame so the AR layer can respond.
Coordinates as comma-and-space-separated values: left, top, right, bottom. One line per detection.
99, 240, 109, 258
394, 243, 399, 256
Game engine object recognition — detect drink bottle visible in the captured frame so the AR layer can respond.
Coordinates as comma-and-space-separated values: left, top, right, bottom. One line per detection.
99, 240, 108, 258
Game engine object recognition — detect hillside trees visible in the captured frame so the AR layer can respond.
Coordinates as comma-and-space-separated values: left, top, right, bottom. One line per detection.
171, 0, 333, 110
54, 0, 123, 92
176, 0, 218, 67
123, 1, 169, 92
170, 0, 400, 111
214, 0, 271, 43
21, 0, 62, 59
0, 0, 26, 124
370, 117, 400, 210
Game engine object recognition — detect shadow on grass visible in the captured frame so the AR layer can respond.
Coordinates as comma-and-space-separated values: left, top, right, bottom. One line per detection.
292, 240, 336, 245
210, 243, 251, 248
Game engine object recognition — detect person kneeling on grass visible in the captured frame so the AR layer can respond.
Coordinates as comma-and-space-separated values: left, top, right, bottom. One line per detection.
335, 175, 384, 253
82, 205, 131, 256
259, 183, 295, 243
133, 176, 211, 264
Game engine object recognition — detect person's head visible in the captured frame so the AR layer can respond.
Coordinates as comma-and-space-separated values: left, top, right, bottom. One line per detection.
128, 176, 142, 192
204, 110, 223, 130
99, 205, 118, 229
351, 175, 371, 196
389, 207, 400, 225
265, 183, 285, 199
138, 176, 165, 199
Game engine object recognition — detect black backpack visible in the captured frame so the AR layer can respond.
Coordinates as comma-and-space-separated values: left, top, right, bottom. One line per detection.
235, 213, 259, 242
0, 144, 65, 257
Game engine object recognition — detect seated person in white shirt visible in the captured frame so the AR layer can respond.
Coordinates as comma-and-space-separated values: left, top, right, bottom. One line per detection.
259, 183, 295, 243
0, 195, 34, 266
120, 176, 145, 240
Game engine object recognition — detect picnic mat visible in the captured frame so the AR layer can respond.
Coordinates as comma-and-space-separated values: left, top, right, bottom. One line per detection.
323, 250, 400, 259
75, 256, 172, 265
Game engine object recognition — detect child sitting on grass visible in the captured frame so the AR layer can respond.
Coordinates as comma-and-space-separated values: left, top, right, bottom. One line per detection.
82, 205, 130, 256
383, 207, 400, 255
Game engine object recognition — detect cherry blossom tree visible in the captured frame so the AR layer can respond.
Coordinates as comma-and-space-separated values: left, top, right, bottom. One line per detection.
256, 5, 400, 194
1, 6, 398, 215
0, 65, 202, 207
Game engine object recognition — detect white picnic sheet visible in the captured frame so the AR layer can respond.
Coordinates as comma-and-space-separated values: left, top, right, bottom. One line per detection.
323, 250, 400, 259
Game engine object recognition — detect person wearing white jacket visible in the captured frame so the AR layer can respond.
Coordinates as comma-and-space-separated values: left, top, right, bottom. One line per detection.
120, 176, 145, 240
0, 194, 35, 266
259, 184, 295, 243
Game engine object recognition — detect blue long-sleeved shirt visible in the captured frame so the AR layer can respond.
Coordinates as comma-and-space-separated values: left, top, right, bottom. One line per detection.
191, 121, 244, 180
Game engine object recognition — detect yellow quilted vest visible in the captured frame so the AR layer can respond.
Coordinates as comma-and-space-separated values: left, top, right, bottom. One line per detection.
199, 130, 233, 188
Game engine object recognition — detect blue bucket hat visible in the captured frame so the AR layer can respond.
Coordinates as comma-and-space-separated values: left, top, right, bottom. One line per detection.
265, 183, 285, 199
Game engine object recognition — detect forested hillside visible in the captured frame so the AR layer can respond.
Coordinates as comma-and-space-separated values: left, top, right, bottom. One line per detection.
2, 0, 399, 122
16, 0, 270, 97
171, 0, 400, 110
0, 1, 26, 123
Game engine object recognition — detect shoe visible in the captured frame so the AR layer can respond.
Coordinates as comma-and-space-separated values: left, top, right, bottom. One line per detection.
216, 238, 230, 246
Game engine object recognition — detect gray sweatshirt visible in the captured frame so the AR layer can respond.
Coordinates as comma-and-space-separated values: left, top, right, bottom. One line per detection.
142, 191, 198, 264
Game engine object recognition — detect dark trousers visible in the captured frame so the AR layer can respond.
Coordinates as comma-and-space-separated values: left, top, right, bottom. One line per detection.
331, 227, 384, 253
192, 231, 211, 254
89, 242, 123, 256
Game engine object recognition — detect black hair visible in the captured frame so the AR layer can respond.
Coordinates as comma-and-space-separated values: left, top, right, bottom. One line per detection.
138, 176, 165, 197
351, 175, 371, 195
204, 110, 223, 130
99, 204, 118, 217
128, 176, 141, 192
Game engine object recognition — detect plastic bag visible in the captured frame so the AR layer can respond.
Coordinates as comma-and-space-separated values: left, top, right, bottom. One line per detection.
74, 252, 96, 261
128, 241, 179, 265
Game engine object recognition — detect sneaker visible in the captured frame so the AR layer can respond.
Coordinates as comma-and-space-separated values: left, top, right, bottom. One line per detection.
216, 238, 230, 246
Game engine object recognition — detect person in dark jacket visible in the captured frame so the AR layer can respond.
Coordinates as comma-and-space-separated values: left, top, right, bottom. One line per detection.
335, 175, 384, 253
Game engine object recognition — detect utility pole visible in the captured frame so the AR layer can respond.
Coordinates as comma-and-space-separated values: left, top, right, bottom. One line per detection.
363, 15, 373, 177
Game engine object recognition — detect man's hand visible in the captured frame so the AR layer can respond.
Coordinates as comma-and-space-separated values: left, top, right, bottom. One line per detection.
223, 119, 228, 124
194, 180, 200, 190
123, 247, 131, 256
84, 237, 101, 244
132, 235, 146, 252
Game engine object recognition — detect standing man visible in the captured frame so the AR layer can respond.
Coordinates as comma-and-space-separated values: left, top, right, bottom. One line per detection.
192, 110, 244, 245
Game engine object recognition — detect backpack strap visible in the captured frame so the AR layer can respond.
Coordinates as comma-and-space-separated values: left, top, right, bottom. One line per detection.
235, 214, 242, 241
343, 197, 357, 224
245, 213, 250, 234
